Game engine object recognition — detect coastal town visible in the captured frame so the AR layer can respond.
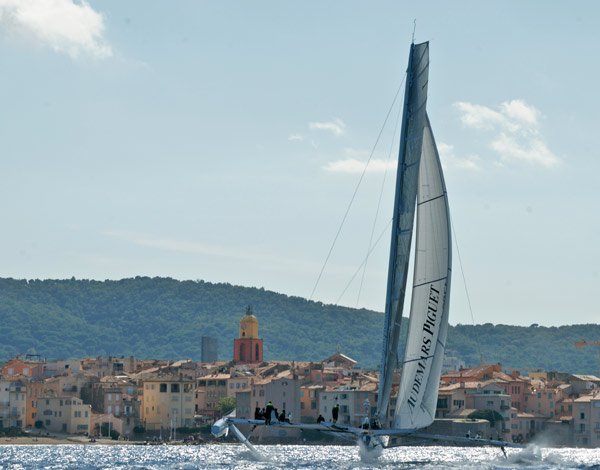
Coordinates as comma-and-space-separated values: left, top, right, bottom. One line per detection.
1, 307, 599, 448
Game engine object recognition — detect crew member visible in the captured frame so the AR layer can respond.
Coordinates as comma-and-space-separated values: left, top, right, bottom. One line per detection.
332, 403, 339, 423
265, 401, 274, 425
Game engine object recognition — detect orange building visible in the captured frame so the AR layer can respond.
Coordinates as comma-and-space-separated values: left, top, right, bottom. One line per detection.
26, 380, 45, 427
2, 355, 45, 380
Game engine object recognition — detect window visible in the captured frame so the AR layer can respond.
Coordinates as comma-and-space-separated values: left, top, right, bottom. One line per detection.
171, 384, 180, 393
160, 384, 167, 393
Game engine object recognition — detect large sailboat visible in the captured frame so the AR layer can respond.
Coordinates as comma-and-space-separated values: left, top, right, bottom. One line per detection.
212, 41, 521, 459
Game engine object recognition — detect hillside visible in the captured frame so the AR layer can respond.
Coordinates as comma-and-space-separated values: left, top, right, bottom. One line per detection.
0, 277, 598, 375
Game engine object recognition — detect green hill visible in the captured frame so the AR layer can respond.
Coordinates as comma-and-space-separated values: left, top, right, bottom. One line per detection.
0, 277, 598, 375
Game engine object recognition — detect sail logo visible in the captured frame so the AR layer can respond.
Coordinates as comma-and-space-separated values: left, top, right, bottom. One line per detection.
407, 284, 439, 409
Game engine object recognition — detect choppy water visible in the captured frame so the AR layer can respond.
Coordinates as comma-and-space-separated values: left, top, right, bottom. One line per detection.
0, 444, 598, 470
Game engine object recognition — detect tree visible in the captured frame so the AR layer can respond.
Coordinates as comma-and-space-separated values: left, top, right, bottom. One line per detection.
468, 409, 504, 427
217, 396, 236, 416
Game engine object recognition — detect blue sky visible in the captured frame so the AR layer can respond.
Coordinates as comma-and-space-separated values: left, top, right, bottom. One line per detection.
1, 1, 598, 326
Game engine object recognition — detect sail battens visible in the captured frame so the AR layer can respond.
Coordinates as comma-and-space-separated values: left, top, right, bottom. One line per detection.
376, 41, 430, 423
413, 276, 448, 289
375, 41, 450, 431
417, 193, 445, 206
403, 354, 434, 365
392, 112, 451, 430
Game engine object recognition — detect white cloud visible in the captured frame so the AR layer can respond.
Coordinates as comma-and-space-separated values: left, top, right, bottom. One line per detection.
491, 133, 560, 168
323, 148, 395, 173
454, 102, 507, 130
309, 118, 346, 136
288, 134, 304, 142
0, 0, 112, 59
454, 99, 559, 169
501, 99, 539, 126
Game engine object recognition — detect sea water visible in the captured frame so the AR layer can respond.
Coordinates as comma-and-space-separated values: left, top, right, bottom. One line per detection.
0, 444, 598, 470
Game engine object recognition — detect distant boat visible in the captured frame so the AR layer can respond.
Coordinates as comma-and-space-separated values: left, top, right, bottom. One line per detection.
212, 40, 523, 460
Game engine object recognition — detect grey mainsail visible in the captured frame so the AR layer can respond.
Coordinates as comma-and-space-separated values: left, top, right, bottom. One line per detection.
376, 41, 430, 423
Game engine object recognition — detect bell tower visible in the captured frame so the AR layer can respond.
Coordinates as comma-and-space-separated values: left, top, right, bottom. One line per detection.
233, 306, 263, 364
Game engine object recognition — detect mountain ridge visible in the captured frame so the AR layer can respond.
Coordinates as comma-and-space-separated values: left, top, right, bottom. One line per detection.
1, 277, 598, 375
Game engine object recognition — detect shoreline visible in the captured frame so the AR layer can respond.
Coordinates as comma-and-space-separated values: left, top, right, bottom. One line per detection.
0, 436, 142, 446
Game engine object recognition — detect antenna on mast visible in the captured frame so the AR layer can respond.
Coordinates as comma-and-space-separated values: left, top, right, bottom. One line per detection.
412, 19, 417, 43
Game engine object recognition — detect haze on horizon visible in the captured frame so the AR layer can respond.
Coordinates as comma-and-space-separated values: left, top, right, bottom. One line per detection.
1, 1, 598, 327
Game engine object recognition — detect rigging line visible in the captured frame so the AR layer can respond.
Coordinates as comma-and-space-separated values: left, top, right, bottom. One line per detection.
309, 74, 407, 302
335, 218, 393, 306
356, 83, 405, 307
450, 214, 483, 360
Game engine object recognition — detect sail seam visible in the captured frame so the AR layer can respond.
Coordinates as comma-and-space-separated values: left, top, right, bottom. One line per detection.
417, 194, 445, 206
403, 354, 434, 364
413, 276, 447, 289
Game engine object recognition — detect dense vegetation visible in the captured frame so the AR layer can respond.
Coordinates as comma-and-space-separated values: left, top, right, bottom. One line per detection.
0, 277, 598, 375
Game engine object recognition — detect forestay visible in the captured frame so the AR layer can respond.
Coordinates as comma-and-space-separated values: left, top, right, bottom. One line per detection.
393, 113, 451, 430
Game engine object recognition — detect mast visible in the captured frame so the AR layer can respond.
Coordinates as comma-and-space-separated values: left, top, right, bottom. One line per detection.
376, 41, 430, 423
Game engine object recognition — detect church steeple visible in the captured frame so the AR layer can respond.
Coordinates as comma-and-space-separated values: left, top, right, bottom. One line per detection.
233, 305, 263, 364
239, 305, 259, 339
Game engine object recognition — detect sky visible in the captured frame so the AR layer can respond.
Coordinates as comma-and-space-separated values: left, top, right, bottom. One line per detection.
1, 1, 599, 327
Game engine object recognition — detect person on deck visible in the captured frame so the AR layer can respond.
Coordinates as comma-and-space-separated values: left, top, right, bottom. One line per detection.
332, 403, 339, 423
317, 414, 325, 424
265, 401, 274, 425
279, 409, 286, 423
254, 407, 261, 420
